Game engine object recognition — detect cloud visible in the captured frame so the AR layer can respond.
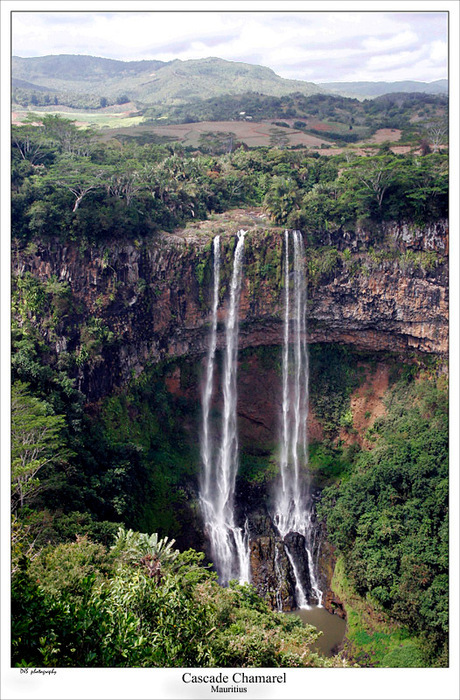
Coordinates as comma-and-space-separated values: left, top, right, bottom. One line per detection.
362, 30, 418, 53
430, 40, 448, 62
366, 48, 426, 71
11, 10, 448, 83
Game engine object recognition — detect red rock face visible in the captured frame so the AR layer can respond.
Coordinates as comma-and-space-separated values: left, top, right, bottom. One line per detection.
13, 219, 448, 400
237, 354, 280, 449
338, 363, 389, 449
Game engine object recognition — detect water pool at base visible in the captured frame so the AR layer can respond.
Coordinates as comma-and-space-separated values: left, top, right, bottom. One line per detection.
288, 606, 346, 657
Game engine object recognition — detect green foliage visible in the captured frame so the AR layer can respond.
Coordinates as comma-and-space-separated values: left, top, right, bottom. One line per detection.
243, 237, 284, 302
77, 316, 115, 367
307, 246, 341, 286
264, 175, 301, 223
111, 526, 179, 567
329, 555, 426, 667
11, 116, 448, 245
308, 442, 353, 484
98, 359, 201, 538
12, 528, 345, 668
381, 643, 426, 667
11, 381, 68, 511
11, 276, 154, 534
319, 375, 448, 665
29, 535, 111, 600
13, 272, 47, 320
309, 344, 365, 435
195, 251, 211, 302
238, 453, 278, 488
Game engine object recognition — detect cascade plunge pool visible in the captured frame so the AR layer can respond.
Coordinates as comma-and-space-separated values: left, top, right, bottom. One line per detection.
288, 607, 346, 657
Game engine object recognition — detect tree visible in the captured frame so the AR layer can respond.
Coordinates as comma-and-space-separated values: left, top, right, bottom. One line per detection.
354, 156, 396, 209
111, 526, 179, 580
426, 120, 448, 152
47, 157, 108, 211
264, 175, 301, 224
39, 115, 96, 157
107, 165, 142, 206
198, 132, 236, 155
11, 381, 67, 511
11, 125, 49, 166
269, 128, 290, 149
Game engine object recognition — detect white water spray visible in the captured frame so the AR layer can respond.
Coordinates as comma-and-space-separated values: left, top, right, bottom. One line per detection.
274, 230, 323, 608
200, 231, 250, 585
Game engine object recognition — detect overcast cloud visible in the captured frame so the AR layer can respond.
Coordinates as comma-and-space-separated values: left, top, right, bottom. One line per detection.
11, 9, 448, 83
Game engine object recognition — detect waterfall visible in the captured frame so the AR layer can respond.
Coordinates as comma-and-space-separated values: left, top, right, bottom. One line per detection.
200, 236, 221, 501
273, 230, 323, 608
200, 231, 250, 586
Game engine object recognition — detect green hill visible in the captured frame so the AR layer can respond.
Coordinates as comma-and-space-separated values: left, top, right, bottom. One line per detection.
12, 54, 448, 122
12, 54, 168, 81
12, 54, 325, 109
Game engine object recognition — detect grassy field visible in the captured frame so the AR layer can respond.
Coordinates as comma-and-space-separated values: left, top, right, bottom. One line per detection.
12, 106, 144, 129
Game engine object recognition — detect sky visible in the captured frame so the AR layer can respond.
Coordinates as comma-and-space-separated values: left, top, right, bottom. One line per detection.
10, 8, 449, 84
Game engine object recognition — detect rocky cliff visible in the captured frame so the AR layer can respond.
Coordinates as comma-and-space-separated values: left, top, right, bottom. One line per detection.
12, 210, 449, 613
13, 211, 448, 401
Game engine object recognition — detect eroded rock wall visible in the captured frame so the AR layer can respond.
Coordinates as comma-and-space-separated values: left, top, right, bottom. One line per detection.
12, 215, 449, 611
13, 217, 448, 401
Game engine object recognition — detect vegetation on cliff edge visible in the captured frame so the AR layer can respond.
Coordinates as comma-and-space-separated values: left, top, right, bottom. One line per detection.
12, 116, 447, 244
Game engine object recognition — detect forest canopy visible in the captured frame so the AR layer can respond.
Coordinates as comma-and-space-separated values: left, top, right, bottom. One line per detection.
11, 116, 448, 244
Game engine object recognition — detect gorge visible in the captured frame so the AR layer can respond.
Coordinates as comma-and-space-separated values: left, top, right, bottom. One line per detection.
12, 210, 448, 627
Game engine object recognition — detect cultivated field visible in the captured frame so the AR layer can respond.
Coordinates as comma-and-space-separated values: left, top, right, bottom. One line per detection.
103, 120, 332, 149
12, 105, 407, 152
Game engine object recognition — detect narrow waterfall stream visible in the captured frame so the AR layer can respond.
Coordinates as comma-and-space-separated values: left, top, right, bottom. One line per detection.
273, 230, 323, 608
200, 231, 250, 585
200, 235, 221, 504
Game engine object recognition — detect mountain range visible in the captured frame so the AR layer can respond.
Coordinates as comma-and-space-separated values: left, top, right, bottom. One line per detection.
12, 54, 448, 107
319, 79, 448, 99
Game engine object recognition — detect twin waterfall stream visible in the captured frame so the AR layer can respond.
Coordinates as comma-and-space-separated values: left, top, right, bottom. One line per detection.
200, 230, 322, 610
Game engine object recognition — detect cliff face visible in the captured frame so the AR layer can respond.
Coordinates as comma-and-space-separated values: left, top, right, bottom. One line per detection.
13, 214, 448, 400
13, 213, 449, 611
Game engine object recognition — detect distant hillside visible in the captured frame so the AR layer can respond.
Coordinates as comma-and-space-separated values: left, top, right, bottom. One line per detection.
319, 79, 448, 99
142, 90, 447, 139
12, 54, 168, 81
12, 54, 325, 109
12, 53, 448, 123
12, 77, 58, 93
